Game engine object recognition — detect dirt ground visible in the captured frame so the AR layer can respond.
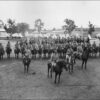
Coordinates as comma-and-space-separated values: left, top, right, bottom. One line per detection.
0, 57, 100, 99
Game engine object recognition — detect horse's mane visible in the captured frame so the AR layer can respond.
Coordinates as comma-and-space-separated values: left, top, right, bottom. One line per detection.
56, 60, 66, 67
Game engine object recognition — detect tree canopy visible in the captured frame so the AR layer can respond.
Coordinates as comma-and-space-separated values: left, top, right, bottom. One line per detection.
63, 18, 76, 34
4, 19, 17, 37
17, 23, 29, 36
4, 19, 29, 37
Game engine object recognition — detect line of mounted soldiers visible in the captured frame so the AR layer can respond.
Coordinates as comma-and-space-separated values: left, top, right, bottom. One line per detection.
0, 37, 100, 60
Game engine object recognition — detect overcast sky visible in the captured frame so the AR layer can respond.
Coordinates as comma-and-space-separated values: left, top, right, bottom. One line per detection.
0, 1, 100, 29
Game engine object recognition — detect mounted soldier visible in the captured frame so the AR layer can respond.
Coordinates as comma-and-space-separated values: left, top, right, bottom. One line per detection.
6, 41, 12, 58
49, 50, 59, 68
77, 43, 83, 59
6, 41, 11, 48
0, 43, 5, 59
66, 47, 75, 73
14, 41, 20, 59
15, 41, 19, 48
24, 47, 32, 59
23, 49, 31, 73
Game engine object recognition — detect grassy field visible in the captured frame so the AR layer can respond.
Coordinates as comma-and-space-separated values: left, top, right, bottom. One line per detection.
0, 58, 100, 99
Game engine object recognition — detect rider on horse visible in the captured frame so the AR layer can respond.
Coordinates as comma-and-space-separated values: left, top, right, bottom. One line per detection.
50, 50, 59, 67
92, 41, 96, 50
66, 47, 73, 64
15, 41, 19, 49
24, 47, 32, 59
6, 41, 11, 48
77, 43, 83, 59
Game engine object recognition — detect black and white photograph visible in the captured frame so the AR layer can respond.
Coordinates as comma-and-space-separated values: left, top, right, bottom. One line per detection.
0, 0, 100, 99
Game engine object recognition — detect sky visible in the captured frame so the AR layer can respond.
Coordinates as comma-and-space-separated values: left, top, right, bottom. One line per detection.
0, 1, 100, 30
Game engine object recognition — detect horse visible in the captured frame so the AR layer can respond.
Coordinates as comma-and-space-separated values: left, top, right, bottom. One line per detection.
14, 47, 20, 59
6, 46, 12, 59
92, 47, 98, 57
81, 47, 89, 70
47, 59, 67, 84
20, 46, 26, 58
73, 47, 89, 70
66, 54, 75, 73
22, 55, 31, 73
0, 47, 5, 60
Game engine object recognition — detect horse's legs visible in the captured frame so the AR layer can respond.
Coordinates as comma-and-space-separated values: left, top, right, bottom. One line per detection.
17, 54, 19, 59
74, 58, 76, 64
58, 73, 61, 83
48, 67, 49, 77
68, 64, 71, 73
27, 65, 29, 73
71, 64, 73, 73
54, 73, 57, 84
32, 54, 33, 59
24, 65, 26, 73
2, 55, 3, 59
85, 60, 87, 70
82, 60, 84, 69
50, 68, 52, 78
17, 54, 19, 58
95, 52, 96, 57
1, 54, 2, 59
9, 54, 10, 59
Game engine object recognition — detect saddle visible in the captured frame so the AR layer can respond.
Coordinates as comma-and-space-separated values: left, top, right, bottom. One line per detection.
23, 56, 31, 64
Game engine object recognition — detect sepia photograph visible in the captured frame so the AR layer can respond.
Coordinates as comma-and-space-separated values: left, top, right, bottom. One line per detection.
0, 0, 100, 99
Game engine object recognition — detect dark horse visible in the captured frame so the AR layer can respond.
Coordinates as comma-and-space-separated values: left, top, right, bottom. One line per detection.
20, 46, 26, 58
0, 47, 5, 60
23, 56, 31, 73
48, 60, 67, 84
14, 47, 20, 59
81, 47, 89, 70
6, 46, 12, 59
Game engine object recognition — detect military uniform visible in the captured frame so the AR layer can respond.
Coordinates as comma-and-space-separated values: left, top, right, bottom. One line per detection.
50, 52, 59, 66
25, 48, 32, 59
77, 44, 83, 53
6, 41, 11, 48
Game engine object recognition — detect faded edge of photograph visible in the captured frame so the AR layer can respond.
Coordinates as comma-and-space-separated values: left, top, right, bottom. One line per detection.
0, 0, 100, 100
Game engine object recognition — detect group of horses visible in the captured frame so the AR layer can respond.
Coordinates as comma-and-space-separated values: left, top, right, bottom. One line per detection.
0, 40, 99, 84
0, 40, 100, 60
47, 46, 90, 84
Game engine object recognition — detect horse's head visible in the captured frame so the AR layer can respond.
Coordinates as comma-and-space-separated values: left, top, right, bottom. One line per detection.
56, 60, 68, 71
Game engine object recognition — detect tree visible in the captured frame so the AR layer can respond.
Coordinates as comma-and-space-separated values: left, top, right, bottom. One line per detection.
17, 23, 29, 36
63, 18, 76, 35
4, 19, 17, 37
88, 21, 95, 35
34, 19, 44, 33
